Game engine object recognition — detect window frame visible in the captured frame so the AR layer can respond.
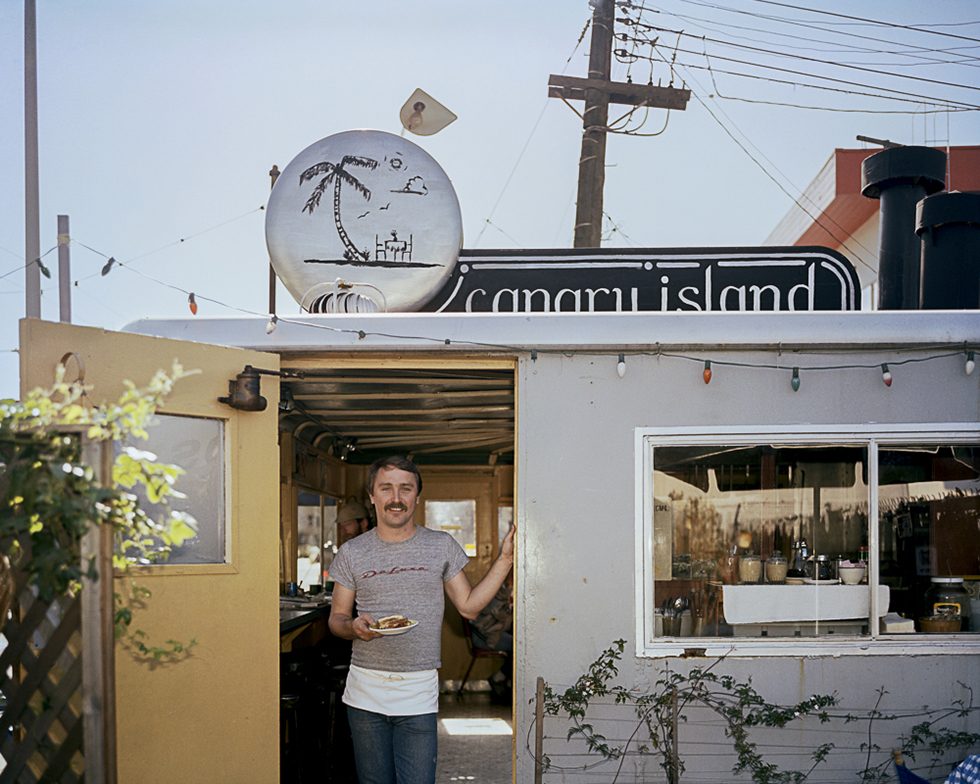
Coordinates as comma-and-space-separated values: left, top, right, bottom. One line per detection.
635, 423, 980, 658
122, 412, 235, 574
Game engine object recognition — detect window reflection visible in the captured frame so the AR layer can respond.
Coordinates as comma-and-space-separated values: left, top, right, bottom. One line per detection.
878, 445, 979, 633
425, 500, 477, 557
297, 492, 338, 588
650, 441, 980, 642
653, 445, 870, 638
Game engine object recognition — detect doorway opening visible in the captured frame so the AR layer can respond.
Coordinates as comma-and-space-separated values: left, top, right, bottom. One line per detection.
276, 358, 517, 782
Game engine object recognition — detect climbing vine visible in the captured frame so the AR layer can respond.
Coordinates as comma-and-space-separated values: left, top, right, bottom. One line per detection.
0, 363, 199, 661
540, 640, 979, 783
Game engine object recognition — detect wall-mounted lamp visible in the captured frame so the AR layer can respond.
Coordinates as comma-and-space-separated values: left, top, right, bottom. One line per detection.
333, 437, 358, 461
218, 365, 303, 412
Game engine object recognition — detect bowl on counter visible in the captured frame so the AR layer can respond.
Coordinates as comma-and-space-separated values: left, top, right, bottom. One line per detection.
918, 615, 962, 633
838, 565, 867, 585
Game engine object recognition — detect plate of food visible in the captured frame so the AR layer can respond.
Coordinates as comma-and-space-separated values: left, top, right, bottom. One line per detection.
370, 615, 419, 636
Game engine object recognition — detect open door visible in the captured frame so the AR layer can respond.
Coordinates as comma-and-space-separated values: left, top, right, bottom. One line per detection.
19, 319, 281, 783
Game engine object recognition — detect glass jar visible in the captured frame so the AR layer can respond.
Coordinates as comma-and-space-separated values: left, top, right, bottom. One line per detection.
739, 554, 762, 584
926, 578, 972, 627
765, 554, 788, 584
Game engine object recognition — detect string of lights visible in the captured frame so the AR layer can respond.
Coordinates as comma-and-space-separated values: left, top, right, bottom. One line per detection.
71, 205, 266, 285
69, 227, 978, 389
0, 245, 57, 283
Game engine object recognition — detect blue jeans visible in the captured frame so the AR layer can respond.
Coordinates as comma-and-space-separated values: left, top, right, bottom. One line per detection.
347, 706, 437, 784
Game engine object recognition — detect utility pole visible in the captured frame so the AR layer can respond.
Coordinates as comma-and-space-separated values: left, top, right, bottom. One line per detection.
57, 215, 71, 322
549, 0, 690, 248
25, 0, 41, 317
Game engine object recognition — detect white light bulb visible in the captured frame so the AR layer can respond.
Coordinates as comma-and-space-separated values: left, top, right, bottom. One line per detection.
966, 351, 975, 376
616, 353, 626, 378
265, 315, 278, 334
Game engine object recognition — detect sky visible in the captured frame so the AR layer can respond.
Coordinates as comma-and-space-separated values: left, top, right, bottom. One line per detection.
2, 0, 979, 399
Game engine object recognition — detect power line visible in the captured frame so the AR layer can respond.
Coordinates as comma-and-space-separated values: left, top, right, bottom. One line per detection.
749, 0, 980, 45
635, 45, 878, 274
679, 60, 971, 113
624, 22, 980, 95
649, 5, 980, 67
618, 37, 980, 110
668, 0, 980, 58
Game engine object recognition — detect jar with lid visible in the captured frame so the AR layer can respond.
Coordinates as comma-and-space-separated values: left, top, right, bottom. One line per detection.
738, 554, 762, 584
925, 578, 972, 628
765, 553, 788, 584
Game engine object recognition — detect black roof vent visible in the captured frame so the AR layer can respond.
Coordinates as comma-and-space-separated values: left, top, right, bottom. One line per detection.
916, 190, 980, 310
861, 146, 946, 310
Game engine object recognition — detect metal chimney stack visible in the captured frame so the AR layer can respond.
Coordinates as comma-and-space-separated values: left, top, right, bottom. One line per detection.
916, 191, 980, 310
861, 146, 946, 310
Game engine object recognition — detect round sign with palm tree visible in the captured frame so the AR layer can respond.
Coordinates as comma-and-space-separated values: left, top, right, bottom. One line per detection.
266, 130, 463, 313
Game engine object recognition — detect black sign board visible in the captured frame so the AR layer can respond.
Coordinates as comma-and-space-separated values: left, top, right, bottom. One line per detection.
420, 247, 861, 313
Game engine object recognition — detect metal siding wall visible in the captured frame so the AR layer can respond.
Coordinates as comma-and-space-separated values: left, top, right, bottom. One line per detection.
515, 349, 980, 782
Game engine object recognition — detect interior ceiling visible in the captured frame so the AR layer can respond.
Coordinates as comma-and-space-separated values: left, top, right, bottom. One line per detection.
278, 366, 515, 467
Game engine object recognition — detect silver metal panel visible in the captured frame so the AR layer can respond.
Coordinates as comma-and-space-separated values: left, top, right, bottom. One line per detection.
126, 311, 980, 352
265, 130, 462, 312
513, 350, 980, 781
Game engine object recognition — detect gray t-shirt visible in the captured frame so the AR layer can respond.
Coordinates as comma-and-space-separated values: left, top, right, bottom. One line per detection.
330, 526, 470, 671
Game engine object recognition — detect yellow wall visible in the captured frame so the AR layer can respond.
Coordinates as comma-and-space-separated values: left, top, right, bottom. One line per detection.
20, 319, 281, 784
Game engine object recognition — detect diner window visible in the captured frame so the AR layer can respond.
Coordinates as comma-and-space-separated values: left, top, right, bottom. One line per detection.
425, 500, 477, 557
640, 430, 979, 654
120, 414, 227, 564
878, 445, 979, 634
297, 491, 337, 587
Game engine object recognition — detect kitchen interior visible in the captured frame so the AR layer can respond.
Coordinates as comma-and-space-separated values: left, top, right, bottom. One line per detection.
274, 358, 516, 781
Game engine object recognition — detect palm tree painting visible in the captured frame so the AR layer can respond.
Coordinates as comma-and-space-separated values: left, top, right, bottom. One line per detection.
299, 155, 379, 261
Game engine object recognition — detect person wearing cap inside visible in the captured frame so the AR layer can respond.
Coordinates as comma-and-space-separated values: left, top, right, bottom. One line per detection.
328, 455, 515, 784
337, 499, 371, 546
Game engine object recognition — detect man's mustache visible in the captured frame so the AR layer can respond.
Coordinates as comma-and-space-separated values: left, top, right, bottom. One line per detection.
385, 503, 408, 512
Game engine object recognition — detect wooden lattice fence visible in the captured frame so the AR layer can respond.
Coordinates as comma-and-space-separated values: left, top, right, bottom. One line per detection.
0, 573, 85, 782
0, 441, 116, 784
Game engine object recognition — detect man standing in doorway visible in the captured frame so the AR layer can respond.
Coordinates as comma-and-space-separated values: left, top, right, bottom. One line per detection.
328, 455, 515, 784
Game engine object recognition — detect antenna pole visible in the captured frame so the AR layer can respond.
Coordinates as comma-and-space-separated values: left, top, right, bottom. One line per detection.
268, 165, 280, 315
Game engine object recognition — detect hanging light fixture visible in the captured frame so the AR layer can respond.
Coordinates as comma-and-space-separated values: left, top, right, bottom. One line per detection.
881, 363, 893, 387
266, 315, 279, 334
791, 367, 801, 392
702, 360, 712, 384
965, 351, 976, 376
616, 353, 626, 378
188, 292, 198, 315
